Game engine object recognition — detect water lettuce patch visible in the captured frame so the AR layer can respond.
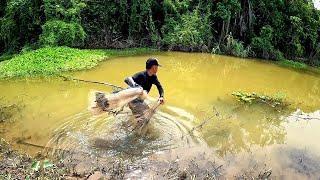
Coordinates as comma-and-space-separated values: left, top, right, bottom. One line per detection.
0, 47, 154, 79
232, 91, 288, 108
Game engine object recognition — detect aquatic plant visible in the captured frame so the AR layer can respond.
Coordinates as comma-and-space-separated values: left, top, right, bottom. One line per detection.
231, 91, 288, 108
0, 47, 155, 79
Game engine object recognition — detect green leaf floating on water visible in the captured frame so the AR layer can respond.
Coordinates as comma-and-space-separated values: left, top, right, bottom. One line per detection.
240, 96, 255, 103
43, 159, 54, 169
31, 161, 40, 171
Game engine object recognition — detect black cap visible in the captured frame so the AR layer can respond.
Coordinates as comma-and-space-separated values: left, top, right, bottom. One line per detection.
146, 58, 161, 69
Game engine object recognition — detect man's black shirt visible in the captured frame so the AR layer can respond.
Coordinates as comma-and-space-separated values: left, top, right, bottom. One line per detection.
129, 70, 164, 97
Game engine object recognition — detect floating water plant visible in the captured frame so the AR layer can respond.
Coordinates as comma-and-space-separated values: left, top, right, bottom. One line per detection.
232, 91, 288, 108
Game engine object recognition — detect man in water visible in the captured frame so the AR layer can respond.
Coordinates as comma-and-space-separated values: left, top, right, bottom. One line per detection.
124, 58, 165, 120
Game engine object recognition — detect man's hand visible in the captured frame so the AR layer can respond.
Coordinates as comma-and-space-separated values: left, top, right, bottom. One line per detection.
158, 97, 165, 105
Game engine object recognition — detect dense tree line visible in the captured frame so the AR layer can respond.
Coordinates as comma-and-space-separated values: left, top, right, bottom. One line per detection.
1, 0, 320, 65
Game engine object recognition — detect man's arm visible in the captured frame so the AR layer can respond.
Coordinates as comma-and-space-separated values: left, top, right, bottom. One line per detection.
124, 72, 144, 88
154, 77, 164, 98
154, 77, 165, 104
124, 76, 138, 87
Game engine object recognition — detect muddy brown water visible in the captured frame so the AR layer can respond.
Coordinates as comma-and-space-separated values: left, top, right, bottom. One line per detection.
1, 52, 320, 178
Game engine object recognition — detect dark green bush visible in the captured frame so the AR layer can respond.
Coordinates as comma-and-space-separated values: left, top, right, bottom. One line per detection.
250, 25, 284, 60
162, 9, 212, 51
0, 0, 43, 53
0, 0, 320, 67
39, 20, 86, 47
221, 34, 248, 58
43, 0, 86, 22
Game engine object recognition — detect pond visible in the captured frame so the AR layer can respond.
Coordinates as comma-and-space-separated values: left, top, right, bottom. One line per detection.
1, 52, 320, 178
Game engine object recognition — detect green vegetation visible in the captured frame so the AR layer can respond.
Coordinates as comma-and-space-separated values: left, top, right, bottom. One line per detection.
232, 91, 288, 108
278, 59, 308, 70
31, 160, 54, 171
1, 0, 319, 67
219, 34, 249, 58
250, 25, 284, 60
0, 53, 14, 62
0, 47, 155, 78
39, 20, 86, 47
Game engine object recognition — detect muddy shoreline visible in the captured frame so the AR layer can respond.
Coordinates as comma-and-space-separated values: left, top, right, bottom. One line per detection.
0, 138, 260, 179
3, 136, 320, 179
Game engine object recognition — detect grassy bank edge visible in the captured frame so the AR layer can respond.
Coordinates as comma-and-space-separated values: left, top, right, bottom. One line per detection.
276, 59, 320, 74
0, 47, 319, 79
0, 47, 158, 79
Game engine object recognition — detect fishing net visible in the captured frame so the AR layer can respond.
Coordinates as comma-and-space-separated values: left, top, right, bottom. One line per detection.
89, 88, 160, 131
128, 99, 160, 132
90, 88, 145, 113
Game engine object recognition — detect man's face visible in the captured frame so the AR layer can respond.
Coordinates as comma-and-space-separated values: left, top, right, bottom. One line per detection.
152, 65, 158, 74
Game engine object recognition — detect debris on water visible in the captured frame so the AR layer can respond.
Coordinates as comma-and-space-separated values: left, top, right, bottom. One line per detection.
188, 106, 221, 135
232, 91, 289, 108
0, 99, 24, 123
73, 162, 92, 177
258, 169, 272, 179
285, 109, 320, 121
234, 165, 273, 179
87, 171, 104, 180
0, 138, 69, 179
